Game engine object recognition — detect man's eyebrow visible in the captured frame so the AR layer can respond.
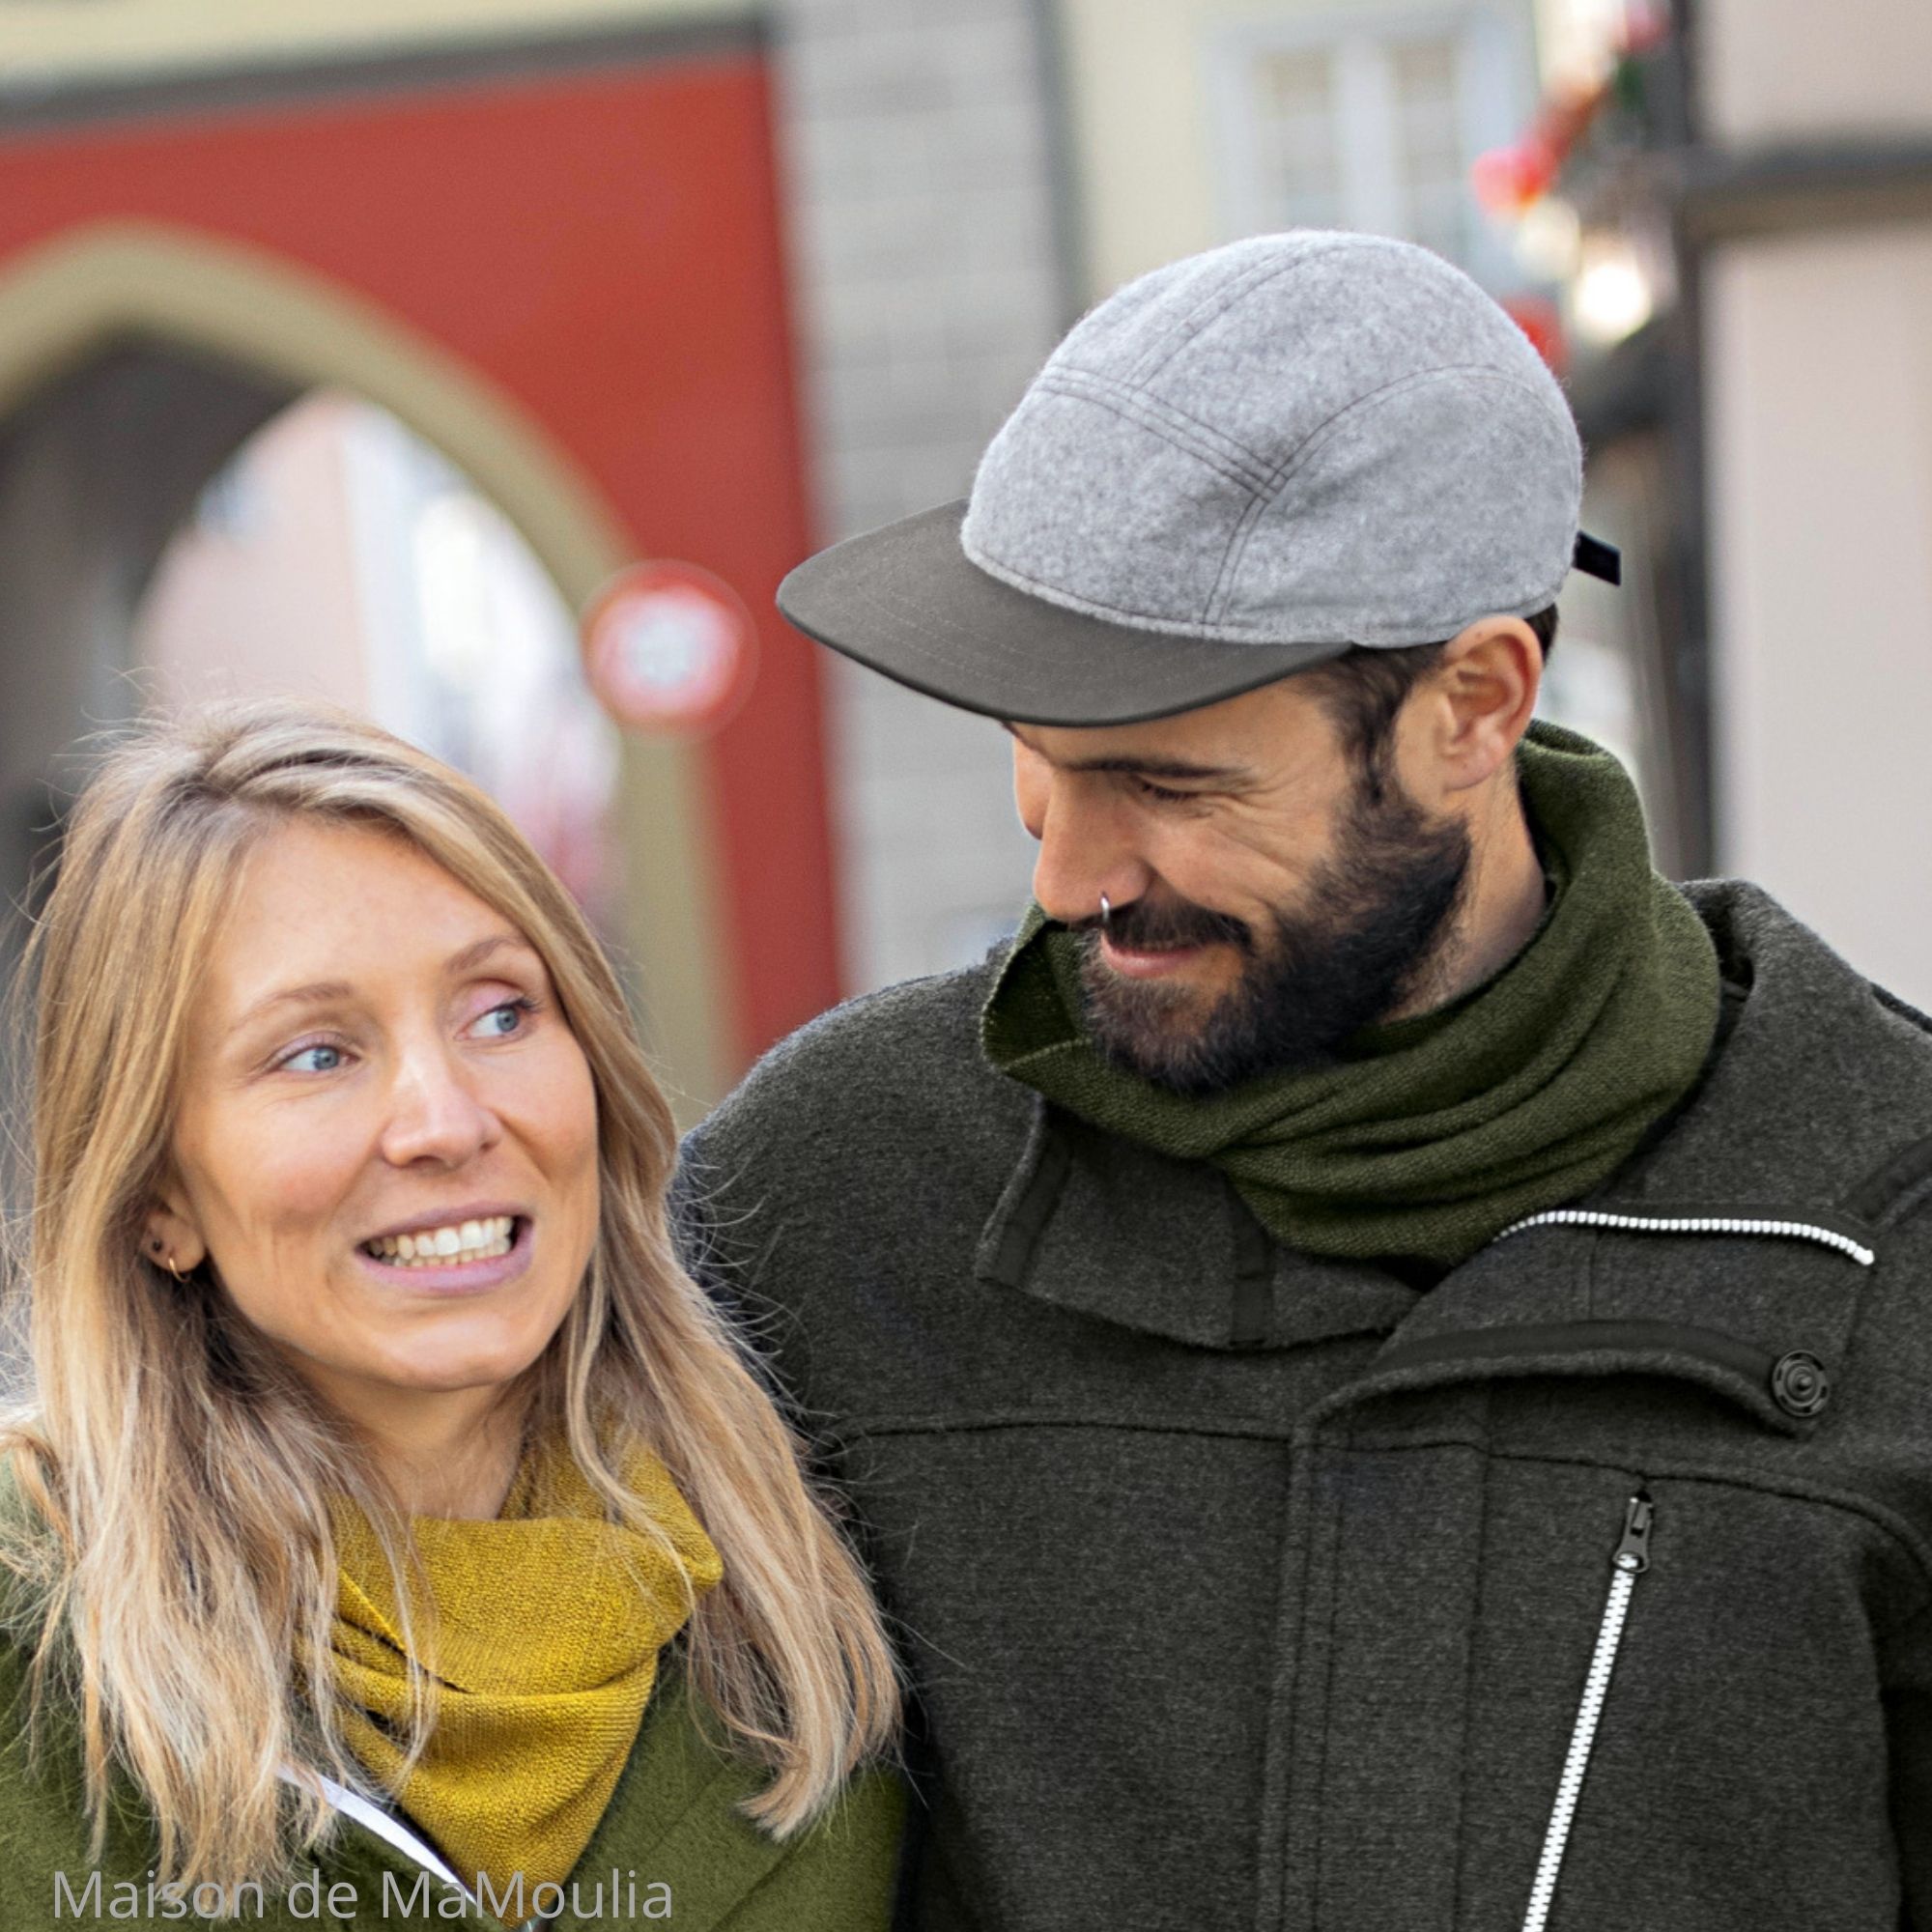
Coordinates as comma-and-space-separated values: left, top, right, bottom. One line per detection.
998, 721, 1244, 782
225, 932, 536, 1039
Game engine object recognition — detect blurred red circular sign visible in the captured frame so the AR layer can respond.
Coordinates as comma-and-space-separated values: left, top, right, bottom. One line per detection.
582, 561, 757, 735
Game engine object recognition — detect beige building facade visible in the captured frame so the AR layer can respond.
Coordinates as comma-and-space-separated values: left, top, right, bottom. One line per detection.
1058, 0, 1540, 301
1696, 0, 1932, 1009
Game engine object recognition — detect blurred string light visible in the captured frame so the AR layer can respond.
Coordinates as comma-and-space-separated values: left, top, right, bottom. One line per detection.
1571, 236, 1655, 343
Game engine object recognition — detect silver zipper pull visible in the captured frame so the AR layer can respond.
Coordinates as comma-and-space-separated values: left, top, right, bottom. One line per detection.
1612, 1492, 1653, 1575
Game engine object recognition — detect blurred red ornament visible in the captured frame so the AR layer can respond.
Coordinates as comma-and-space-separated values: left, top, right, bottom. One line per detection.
1474, 70, 1615, 220
1473, 142, 1555, 216
1501, 295, 1568, 378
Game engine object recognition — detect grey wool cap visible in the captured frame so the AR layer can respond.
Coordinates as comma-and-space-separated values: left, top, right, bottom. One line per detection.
777, 229, 1618, 727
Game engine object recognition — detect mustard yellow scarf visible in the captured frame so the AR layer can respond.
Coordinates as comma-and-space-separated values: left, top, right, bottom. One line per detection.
326, 1435, 723, 1918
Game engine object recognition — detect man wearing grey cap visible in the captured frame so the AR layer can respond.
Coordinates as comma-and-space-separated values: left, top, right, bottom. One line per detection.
673, 232, 1932, 1930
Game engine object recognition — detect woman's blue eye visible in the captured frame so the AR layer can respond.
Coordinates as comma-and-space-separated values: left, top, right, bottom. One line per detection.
282, 1043, 344, 1074
474, 996, 539, 1038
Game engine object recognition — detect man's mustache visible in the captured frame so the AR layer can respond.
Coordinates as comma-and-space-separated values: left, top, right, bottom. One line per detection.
1071, 896, 1253, 953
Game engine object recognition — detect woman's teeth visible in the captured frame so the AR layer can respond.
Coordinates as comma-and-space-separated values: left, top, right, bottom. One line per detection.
362, 1215, 516, 1266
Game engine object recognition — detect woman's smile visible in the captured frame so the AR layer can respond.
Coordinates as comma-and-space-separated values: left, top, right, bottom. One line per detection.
353, 1208, 535, 1296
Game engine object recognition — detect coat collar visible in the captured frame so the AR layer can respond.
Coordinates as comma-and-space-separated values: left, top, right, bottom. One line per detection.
975, 1101, 1424, 1352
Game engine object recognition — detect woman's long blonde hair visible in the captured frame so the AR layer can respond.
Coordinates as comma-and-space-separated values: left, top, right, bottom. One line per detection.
0, 696, 899, 1896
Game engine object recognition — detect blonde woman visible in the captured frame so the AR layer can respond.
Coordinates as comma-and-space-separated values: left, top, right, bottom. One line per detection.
0, 697, 904, 1931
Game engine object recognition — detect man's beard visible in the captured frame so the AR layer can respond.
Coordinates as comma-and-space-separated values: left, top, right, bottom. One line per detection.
1073, 754, 1475, 1096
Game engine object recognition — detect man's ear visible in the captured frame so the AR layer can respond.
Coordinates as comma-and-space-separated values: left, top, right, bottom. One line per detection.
1430, 616, 1541, 786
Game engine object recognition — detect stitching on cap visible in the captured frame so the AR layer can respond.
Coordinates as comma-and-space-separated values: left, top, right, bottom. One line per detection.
1203, 491, 1272, 628
857, 528, 1547, 653
960, 526, 1338, 639
955, 525, 1563, 644
1035, 370, 1272, 495
1043, 367, 1278, 494
963, 532, 1240, 634
1268, 362, 1554, 503
1121, 235, 1348, 387
1210, 364, 1568, 621
1122, 251, 1297, 385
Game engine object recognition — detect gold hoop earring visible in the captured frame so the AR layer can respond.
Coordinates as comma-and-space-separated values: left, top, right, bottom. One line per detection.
149, 1236, 186, 1283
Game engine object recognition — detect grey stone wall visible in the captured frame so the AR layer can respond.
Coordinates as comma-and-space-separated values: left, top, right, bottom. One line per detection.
772, 0, 1069, 994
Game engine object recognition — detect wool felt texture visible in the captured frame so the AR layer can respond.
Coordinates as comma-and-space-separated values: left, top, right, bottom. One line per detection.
777, 231, 1606, 728
325, 1435, 723, 1921
981, 717, 1721, 1268
963, 233, 1582, 645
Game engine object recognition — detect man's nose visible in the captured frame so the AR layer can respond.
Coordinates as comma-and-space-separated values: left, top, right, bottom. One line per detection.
1026, 778, 1150, 928
379, 1044, 499, 1168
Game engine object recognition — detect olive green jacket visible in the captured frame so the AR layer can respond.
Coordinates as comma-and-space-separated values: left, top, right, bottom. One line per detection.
0, 1484, 906, 1931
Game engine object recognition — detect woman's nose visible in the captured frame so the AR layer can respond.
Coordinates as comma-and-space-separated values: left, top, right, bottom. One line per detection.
379, 1049, 499, 1168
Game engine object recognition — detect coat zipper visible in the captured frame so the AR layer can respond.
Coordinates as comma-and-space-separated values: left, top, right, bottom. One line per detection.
1493, 1208, 1875, 1267
1520, 1492, 1654, 1932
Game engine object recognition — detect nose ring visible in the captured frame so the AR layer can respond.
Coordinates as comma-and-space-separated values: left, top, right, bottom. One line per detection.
1098, 893, 1112, 933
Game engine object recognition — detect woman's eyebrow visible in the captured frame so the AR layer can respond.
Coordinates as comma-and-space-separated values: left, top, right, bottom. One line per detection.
224, 932, 535, 1039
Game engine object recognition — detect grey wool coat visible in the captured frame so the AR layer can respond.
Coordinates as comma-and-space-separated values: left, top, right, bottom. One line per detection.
672, 879, 1932, 1932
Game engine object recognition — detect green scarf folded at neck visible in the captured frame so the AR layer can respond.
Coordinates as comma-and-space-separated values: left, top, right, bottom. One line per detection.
981, 719, 1720, 1270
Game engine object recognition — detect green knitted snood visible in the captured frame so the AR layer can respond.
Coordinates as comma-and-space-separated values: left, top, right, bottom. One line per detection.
981, 719, 1721, 1271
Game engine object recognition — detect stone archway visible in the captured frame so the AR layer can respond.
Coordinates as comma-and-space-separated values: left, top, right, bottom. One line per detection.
0, 221, 730, 1111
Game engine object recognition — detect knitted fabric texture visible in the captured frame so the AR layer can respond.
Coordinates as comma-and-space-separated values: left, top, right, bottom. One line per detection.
981, 717, 1721, 1268
326, 1435, 723, 1921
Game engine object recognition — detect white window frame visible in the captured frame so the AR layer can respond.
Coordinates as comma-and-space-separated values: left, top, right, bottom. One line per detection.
1202, 2, 1532, 292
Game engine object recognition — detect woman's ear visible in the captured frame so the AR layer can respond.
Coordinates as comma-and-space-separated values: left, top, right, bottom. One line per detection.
141, 1190, 208, 1274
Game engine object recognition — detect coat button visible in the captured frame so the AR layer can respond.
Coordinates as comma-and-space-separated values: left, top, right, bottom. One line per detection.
1771, 1350, 1831, 1417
